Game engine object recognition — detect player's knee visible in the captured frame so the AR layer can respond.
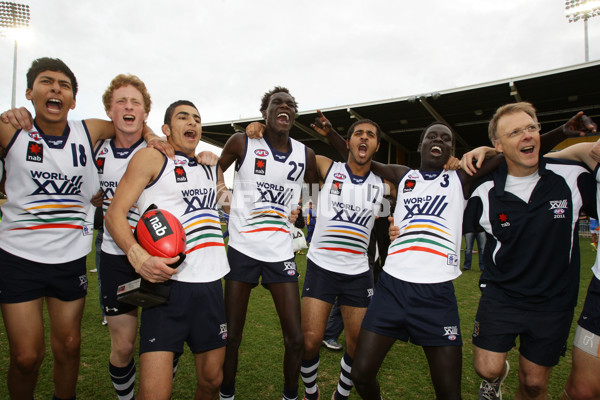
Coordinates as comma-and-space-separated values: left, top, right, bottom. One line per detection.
473, 358, 503, 380
12, 348, 45, 374
113, 339, 136, 362
519, 378, 547, 398
303, 331, 323, 355
200, 368, 223, 394
53, 333, 81, 359
283, 330, 304, 354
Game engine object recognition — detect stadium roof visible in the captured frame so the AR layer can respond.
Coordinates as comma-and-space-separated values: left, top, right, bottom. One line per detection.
202, 61, 600, 167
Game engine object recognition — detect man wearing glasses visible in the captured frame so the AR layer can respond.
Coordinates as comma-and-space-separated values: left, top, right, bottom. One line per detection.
462, 102, 597, 400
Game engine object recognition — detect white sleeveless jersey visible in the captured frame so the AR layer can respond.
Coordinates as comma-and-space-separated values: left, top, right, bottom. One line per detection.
137, 152, 229, 283
592, 166, 600, 279
0, 121, 100, 263
307, 162, 385, 274
228, 136, 306, 262
384, 169, 466, 283
95, 138, 146, 255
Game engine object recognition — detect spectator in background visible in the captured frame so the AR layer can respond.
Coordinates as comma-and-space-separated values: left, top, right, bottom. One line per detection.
462, 200, 486, 272
306, 201, 316, 243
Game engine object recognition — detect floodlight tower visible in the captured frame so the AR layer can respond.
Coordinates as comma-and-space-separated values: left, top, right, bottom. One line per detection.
565, 0, 600, 62
0, 1, 30, 108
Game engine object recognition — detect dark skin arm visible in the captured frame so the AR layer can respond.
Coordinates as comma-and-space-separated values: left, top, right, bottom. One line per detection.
218, 132, 246, 172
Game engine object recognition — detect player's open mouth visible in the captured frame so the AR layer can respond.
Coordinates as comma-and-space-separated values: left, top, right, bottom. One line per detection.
123, 114, 135, 122
46, 98, 62, 112
358, 143, 368, 156
184, 130, 196, 138
277, 113, 290, 124
521, 146, 534, 154
431, 145, 442, 156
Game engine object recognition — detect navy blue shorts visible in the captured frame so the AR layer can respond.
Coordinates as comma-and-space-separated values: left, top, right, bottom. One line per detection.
226, 245, 299, 288
100, 252, 139, 316
473, 295, 573, 366
302, 257, 373, 307
361, 271, 462, 346
578, 275, 600, 336
139, 279, 227, 354
0, 247, 87, 303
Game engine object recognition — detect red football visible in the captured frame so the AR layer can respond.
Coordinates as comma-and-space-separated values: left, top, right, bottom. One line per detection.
135, 208, 186, 258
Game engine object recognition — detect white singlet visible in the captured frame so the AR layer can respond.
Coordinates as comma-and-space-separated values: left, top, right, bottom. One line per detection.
95, 138, 146, 255
136, 152, 229, 283
0, 121, 99, 263
307, 162, 385, 275
228, 136, 306, 262
384, 169, 466, 283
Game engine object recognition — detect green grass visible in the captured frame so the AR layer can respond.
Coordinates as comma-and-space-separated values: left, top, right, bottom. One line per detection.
0, 237, 596, 399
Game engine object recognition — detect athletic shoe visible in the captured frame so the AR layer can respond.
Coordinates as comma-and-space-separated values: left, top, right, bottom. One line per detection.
322, 338, 343, 351
478, 360, 510, 400
89, 268, 98, 273
102, 317, 108, 326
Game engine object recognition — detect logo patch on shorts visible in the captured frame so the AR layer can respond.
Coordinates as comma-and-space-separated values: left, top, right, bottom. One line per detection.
444, 325, 459, 341
174, 166, 188, 183
219, 323, 228, 340
254, 158, 266, 175
472, 320, 480, 338
283, 261, 297, 276
26, 141, 43, 163
79, 274, 88, 290
367, 288, 374, 298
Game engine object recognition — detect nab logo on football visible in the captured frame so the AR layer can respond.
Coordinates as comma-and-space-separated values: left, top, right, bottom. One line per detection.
26, 141, 43, 163
142, 211, 174, 242
174, 166, 188, 183
254, 158, 266, 175
330, 180, 343, 195
333, 172, 346, 180
254, 149, 269, 157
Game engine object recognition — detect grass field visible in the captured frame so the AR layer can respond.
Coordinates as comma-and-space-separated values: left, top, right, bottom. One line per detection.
0, 235, 596, 399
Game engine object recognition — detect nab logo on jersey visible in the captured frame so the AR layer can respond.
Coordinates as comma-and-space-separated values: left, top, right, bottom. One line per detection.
334, 172, 346, 180
330, 180, 343, 195
254, 158, 266, 175
26, 141, 43, 163
254, 149, 269, 157
498, 212, 510, 227
403, 179, 416, 193
96, 157, 105, 174
174, 166, 188, 183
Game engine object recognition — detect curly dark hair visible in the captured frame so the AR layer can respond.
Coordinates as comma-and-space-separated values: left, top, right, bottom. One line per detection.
259, 86, 298, 114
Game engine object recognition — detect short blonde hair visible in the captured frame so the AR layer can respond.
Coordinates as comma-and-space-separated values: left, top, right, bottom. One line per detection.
488, 102, 538, 144
102, 74, 151, 114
